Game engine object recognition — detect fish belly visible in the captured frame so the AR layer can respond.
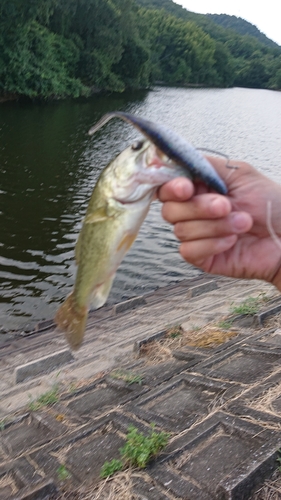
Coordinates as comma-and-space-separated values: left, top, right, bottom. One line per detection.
55, 202, 150, 350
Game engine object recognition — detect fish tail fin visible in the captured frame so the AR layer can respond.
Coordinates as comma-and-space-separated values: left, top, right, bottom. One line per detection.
55, 292, 87, 351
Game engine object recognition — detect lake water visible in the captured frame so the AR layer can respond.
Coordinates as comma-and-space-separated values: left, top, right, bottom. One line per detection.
1, 86, 281, 331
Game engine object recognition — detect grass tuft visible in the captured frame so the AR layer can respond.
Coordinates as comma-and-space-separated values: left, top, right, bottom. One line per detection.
110, 369, 143, 385
28, 386, 59, 411
57, 464, 71, 481
230, 293, 269, 316
100, 425, 170, 478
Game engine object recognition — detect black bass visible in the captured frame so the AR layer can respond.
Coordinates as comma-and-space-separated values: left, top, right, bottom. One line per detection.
55, 140, 189, 350
88, 112, 227, 195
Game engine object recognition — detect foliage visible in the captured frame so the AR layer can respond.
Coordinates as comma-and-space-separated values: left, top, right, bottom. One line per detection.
216, 320, 234, 330
1, 0, 281, 100
100, 459, 123, 478
57, 464, 71, 481
100, 425, 170, 478
120, 425, 170, 468
28, 386, 59, 410
231, 294, 267, 316
0, 20, 85, 98
207, 14, 279, 48
110, 369, 143, 385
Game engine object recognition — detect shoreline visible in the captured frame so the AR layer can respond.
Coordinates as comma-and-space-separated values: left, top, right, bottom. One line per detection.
0, 274, 280, 498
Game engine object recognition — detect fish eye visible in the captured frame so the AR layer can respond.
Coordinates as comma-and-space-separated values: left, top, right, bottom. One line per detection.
131, 140, 144, 151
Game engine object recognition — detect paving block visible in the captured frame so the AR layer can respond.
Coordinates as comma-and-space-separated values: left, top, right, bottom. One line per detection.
11, 478, 57, 500
246, 328, 281, 347
253, 301, 281, 327
126, 374, 239, 431
226, 403, 281, 430
186, 280, 218, 297
32, 413, 148, 487
0, 469, 18, 498
129, 475, 171, 500
113, 296, 146, 314
14, 350, 74, 383
133, 330, 166, 354
0, 457, 44, 497
194, 345, 281, 384
149, 412, 281, 500
226, 370, 281, 425
131, 358, 202, 388
64, 376, 146, 421
1, 413, 64, 458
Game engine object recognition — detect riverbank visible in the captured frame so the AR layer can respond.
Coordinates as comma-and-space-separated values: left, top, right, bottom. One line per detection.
1, 274, 281, 499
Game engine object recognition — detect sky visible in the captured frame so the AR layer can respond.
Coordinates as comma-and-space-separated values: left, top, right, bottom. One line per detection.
174, 1, 281, 46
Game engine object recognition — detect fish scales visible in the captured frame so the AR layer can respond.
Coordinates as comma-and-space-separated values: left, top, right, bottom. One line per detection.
55, 140, 189, 350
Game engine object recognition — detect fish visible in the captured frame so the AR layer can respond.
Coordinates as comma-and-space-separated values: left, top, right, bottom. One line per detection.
55, 139, 190, 350
56, 113, 228, 350
88, 111, 228, 195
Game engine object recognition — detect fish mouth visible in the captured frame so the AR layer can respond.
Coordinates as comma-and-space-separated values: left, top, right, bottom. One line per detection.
145, 145, 171, 169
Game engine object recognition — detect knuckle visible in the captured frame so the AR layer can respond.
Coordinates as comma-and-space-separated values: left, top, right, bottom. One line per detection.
174, 222, 186, 240
161, 203, 172, 222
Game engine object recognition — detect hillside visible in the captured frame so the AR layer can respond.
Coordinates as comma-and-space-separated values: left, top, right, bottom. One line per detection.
136, 0, 279, 49
207, 14, 279, 49
1, 0, 281, 100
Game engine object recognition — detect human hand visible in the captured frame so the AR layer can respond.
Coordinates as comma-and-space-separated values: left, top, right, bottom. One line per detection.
158, 156, 281, 290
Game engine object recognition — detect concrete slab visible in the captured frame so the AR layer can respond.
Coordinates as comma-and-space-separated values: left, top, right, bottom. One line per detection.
30, 413, 148, 487
126, 374, 239, 431
64, 377, 145, 421
10, 479, 57, 500
195, 345, 281, 384
0, 457, 44, 493
1, 275, 281, 499
134, 359, 199, 387
1, 413, 64, 457
14, 350, 74, 384
150, 412, 281, 500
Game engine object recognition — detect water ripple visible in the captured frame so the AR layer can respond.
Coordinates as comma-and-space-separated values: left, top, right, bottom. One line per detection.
1, 87, 281, 329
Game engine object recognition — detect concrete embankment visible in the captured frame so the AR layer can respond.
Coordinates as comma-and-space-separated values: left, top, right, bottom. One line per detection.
1, 274, 281, 499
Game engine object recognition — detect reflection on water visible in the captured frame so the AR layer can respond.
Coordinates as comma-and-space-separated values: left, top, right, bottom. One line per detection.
1, 87, 281, 330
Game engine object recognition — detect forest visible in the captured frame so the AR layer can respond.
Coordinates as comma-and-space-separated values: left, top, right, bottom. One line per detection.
1, 0, 281, 100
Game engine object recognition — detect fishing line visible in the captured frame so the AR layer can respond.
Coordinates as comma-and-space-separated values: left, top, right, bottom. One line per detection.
196, 148, 239, 170
266, 200, 281, 251
196, 147, 240, 187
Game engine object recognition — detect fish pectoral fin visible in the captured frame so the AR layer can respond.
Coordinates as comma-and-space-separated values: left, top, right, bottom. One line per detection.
84, 207, 109, 224
90, 275, 115, 310
84, 200, 121, 225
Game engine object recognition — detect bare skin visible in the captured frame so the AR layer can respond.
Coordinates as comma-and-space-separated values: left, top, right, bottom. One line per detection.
158, 156, 281, 291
